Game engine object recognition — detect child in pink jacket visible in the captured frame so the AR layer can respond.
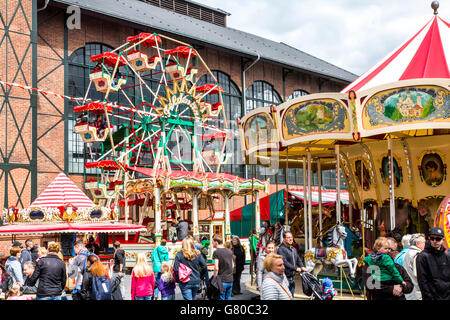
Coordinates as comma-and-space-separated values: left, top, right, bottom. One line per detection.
131, 253, 155, 300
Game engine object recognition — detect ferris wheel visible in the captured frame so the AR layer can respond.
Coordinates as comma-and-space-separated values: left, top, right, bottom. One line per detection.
73, 33, 232, 205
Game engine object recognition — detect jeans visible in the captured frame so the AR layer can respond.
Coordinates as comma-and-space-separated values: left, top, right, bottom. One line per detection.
220, 281, 233, 300
135, 295, 152, 300
154, 272, 161, 298
161, 294, 175, 300
288, 279, 295, 297
179, 283, 200, 300
35, 296, 62, 300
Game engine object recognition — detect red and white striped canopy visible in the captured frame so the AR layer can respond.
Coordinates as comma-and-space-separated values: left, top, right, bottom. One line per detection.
0, 222, 147, 235
30, 173, 95, 208
289, 188, 349, 206
342, 15, 450, 93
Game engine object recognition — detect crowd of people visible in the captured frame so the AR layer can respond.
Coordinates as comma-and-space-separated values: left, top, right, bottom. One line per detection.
0, 223, 448, 301
0, 233, 246, 301
362, 227, 450, 300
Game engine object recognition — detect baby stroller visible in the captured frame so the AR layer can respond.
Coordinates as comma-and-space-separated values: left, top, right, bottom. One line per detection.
300, 272, 324, 300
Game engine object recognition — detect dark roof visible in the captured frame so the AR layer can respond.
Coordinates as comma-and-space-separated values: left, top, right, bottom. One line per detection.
183, 0, 231, 16
53, 0, 358, 82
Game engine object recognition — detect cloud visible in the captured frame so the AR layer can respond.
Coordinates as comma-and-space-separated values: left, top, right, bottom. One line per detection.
201, 0, 446, 75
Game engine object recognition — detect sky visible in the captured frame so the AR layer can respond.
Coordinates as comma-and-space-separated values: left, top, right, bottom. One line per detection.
199, 0, 446, 76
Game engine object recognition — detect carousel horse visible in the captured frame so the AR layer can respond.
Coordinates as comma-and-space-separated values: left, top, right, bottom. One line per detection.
304, 222, 359, 281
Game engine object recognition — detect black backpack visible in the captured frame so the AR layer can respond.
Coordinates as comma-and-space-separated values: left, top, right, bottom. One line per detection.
91, 275, 112, 300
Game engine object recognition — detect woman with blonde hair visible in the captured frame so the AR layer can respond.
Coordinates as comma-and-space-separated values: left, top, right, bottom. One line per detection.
131, 252, 155, 300
260, 253, 292, 300
37, 247, 47, 262
173, 237, 208, 300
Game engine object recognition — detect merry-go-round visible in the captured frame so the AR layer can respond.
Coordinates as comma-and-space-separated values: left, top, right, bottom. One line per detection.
238, 2, 450, 298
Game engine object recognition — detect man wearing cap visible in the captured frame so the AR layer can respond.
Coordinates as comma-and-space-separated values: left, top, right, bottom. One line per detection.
416, 227, 450, 300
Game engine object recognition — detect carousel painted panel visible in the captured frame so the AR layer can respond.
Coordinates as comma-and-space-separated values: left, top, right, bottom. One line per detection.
237, 180, 268, 193
435, 197, 450, 248
207, 179, 235, 193
168, 177, 204, 190
359, 81, 450, 137
240, 107, 279, 155
403, 134, 450, 203
275, 93, 353, 146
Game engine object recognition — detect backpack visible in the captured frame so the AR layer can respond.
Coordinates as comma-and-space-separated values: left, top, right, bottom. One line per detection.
178, 262, 192, 283
91, 275, 112, 300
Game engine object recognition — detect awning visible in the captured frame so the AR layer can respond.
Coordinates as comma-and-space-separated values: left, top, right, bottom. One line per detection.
0, 222, 147, 235
164, 46, 197, 58
73, 102, 113, 114
289, 188, 349, 206
126, 32, 162, 47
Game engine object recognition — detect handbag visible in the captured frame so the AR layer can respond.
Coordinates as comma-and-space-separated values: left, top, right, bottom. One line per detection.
178, 262, 192, 283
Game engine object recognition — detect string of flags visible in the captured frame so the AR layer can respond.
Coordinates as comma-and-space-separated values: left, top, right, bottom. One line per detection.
0, 79, 235, 137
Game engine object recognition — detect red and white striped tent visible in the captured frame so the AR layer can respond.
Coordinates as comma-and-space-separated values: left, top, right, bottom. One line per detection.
289, 188, 350, 206
0, 173, 146, 235
30, 172, 95, 208
342, 15, 450, 93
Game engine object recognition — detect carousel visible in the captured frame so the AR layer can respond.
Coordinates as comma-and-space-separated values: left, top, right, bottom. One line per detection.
71, 32, 269, 263
239, 2, 450, 296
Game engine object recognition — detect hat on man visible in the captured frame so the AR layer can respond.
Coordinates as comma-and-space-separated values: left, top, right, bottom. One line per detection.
12, 240, 23, 248
429, 227, 445, 238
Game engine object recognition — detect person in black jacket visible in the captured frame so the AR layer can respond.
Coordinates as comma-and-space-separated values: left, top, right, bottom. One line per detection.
277, 232, 306, 297
231, 236, 245, 295
416, 227, 450, 300
28, 242, 67, 300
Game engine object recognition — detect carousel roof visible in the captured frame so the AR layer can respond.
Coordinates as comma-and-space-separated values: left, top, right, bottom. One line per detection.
30, 173, 95, 208
342, 15, 450, 93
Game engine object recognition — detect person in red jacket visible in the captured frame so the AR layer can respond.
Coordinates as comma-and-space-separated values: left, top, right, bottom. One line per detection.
131, 252, 155, 300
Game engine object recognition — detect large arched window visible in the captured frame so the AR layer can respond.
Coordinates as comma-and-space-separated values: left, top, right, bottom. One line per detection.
197, 71, 243, 177
288, 89, 309, 100
245, 81, 282, 113
67, 43, 139, 174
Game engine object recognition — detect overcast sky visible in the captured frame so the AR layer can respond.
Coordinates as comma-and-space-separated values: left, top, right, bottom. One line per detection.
200, 0, 446, 76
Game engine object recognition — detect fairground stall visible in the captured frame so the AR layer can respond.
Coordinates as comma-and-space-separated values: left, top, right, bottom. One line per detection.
72, 32, 269, 264
238, 2, 450, 296
0, 172, 146, 290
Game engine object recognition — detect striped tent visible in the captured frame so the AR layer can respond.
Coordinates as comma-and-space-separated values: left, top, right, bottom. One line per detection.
288, 188, 349, 206
30, 172, 95, 208
342, 15, 450, 93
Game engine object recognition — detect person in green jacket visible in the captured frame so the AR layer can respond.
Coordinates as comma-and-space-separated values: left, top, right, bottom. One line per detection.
363, 237, 406, 287
151, 239, 169, 299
